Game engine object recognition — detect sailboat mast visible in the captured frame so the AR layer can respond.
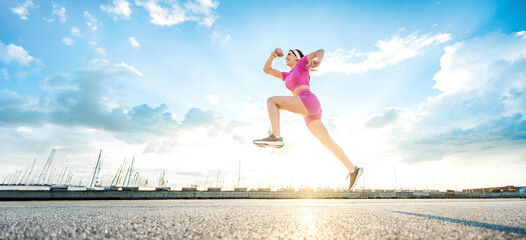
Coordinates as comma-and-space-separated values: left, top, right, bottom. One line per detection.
90, 149, 102, 188
126, 157, 134, 187
24, 158, 37, 185
237, 160, 241, 187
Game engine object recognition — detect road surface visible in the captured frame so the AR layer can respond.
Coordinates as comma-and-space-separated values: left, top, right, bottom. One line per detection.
1, 199, 525, 239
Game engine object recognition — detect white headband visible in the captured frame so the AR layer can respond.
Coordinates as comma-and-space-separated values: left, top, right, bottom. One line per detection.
291, 49, 301, 59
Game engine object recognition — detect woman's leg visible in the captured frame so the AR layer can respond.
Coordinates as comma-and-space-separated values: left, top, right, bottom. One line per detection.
267, 96, 309, 137
307, 120, 355, 172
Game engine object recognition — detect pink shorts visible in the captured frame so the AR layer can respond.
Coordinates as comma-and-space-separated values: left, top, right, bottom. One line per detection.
298, 89, 322, 125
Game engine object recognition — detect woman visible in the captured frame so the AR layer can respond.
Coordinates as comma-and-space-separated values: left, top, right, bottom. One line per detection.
253, 48, 363, 190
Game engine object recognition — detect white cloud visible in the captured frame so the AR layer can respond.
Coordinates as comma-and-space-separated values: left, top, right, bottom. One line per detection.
0, 41, 34, 66
16, 126, 33, 133
135, 0, 186, 26
433, 31, 526, 95
62, 37, 74, 45
129, 37, 140, 47
135, 0, 219, 27
84, 11, 101, 30
198, 15, 217, 28
0, 59, 274, 188
210, 30, 231, 42
0, 89, 40, 111
101, 0, 132, 19
1, 59, 160, 135
184, 0, 218, 14
184, 0, 219, 27
71, 27, 81, 37
206, 94, 220, 105
516, 31, 526, 39
367, 31, 526, 163
117, 62, 143, 77
322, 32, 451, 75
210, 31, 219, 41
95, 47, 107, 56
52, 3, 67, 22
365, 107, 409, 129
11, 0, 36, 20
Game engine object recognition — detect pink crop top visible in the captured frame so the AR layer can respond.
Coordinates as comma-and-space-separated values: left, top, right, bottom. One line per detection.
281, 56, 310, 92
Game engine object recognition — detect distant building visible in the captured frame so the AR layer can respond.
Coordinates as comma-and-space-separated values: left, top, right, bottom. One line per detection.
278, 187, 295, 192
316, 187, 334, 192
462, 185, 525, 193
207, 187, 221, 192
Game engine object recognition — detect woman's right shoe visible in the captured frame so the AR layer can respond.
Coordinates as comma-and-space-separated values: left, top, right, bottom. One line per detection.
347, 166, 363, 190
253, 131, 284, 148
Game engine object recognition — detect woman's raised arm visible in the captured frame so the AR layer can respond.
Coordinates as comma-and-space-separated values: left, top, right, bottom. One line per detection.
306, 49, 324, 69
263, 48, 284, 79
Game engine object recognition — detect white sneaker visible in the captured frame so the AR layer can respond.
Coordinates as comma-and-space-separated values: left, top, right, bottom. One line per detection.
253, 131, 284, 149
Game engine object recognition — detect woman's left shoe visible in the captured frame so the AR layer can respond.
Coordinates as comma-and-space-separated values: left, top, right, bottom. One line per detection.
347, 166, 363, 190
253, 131, 284, 148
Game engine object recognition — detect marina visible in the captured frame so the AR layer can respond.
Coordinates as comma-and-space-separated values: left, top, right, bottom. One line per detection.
0, 188, 523, 201
2, 149, 525, 201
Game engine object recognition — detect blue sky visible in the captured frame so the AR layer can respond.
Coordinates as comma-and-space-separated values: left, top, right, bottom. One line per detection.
1, 0, 525, 190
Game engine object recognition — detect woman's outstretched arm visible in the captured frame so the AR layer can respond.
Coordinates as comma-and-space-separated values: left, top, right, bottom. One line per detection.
263, 48, 284, 79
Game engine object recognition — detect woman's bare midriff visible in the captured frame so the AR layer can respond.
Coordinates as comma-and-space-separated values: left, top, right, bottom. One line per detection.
292, 85, 310, 96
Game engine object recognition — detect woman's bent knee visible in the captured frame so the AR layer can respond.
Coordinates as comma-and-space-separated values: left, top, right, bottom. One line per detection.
267, 96, 276, 105
268, 96, 282, 109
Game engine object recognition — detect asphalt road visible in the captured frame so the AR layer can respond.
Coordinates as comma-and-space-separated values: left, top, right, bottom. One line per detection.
1, 199, 525, 239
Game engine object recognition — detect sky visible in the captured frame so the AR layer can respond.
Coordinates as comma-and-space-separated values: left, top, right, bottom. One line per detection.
1, 0, 525, 190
